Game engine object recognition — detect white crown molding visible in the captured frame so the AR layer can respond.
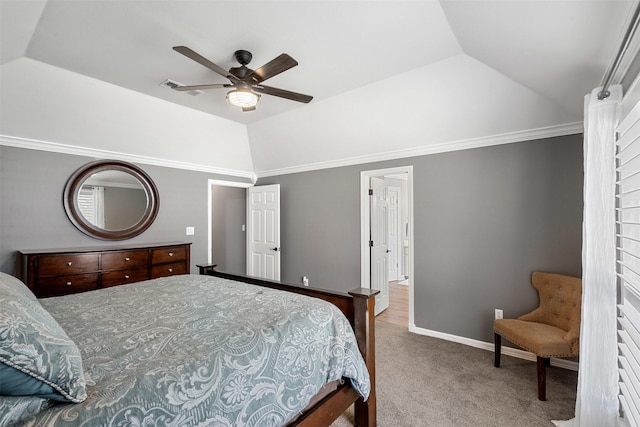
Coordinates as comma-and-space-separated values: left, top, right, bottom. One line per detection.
3, 121, 583, 182
0, 134, 256, 181
255, 122, 584, 178
409, 324, 579, 371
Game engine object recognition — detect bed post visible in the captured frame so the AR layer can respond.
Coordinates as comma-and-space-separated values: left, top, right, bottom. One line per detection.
348, 288, 378, 427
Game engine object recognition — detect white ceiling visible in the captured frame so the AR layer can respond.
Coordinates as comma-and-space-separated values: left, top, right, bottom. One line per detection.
1, 0, 633, 126
0, 0, 636, 176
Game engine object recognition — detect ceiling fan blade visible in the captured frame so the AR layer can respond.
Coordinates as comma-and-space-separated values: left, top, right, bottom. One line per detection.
247, 54, 298, 83
253, 85, 313, 103
172, 83, 230, 91
173, 46, 240, 83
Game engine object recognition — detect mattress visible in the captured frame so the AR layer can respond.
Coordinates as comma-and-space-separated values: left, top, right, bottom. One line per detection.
2, 274, 370, 426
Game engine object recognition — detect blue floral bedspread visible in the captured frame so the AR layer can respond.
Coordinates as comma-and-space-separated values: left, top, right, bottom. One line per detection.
21, 274, 370, 426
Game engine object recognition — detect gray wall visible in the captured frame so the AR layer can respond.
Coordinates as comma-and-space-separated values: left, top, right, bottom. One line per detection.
259, 166, 361, 289
211, 185, 246, 275
0, 146, 252, 274
259, 134, 583, 343
104, 187, 147, 230
0, 135, 583, 344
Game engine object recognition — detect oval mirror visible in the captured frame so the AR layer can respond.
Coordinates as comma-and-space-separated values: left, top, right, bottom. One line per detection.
63, 160, 159, 240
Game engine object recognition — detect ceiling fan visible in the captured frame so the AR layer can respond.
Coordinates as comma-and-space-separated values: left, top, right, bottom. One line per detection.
171, 46, 313, 112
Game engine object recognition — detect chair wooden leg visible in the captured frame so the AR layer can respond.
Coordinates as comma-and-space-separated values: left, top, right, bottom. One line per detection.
494, 333, 501, 368
537, 356, 548, 401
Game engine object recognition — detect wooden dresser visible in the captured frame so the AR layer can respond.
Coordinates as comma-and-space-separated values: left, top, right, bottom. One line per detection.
16, 242, 191, 298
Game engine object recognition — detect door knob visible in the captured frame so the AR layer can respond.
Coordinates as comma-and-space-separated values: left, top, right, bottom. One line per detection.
271, 247, 280, 252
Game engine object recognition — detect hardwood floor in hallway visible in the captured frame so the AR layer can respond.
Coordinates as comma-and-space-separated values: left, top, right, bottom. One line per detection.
375, 280, 408, 327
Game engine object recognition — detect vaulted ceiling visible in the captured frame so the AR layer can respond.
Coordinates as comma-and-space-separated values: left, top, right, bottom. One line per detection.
0, 0, 635, 175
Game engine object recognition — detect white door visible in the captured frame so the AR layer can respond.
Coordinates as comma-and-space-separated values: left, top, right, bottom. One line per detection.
371, 177, 390, 315
387, 185, 401, 281
247, 184, 281, 280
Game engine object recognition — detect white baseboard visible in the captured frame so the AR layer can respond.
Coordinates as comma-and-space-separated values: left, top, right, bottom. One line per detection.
408, 324, 579, 371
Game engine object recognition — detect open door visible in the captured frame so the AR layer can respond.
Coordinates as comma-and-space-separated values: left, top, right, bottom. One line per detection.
370, 177, 390, 315
246, 184, 281, 280
361, 166, 413, 329
387, 185, 402, 281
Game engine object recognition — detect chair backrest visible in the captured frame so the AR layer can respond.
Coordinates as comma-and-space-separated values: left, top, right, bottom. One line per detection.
529, 271, 582, 332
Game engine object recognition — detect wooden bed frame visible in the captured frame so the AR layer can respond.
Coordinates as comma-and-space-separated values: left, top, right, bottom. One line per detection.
197, 264, 378, 427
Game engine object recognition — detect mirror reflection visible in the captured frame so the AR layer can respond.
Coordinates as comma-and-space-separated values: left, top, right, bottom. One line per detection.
79, 171, 148, 231
63, 160, 159, 240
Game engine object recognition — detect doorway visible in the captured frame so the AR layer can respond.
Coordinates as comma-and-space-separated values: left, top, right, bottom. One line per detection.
360, 166, 414, 328
207, 179, 253, 272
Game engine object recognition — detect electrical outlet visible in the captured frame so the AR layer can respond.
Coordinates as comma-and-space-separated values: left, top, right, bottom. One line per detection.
302, 276, 309, 286
495, 309, 503, 320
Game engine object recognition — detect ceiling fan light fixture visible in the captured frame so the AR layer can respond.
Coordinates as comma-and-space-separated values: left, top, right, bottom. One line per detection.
173, 47, 312, 108
226, 88, 260, 109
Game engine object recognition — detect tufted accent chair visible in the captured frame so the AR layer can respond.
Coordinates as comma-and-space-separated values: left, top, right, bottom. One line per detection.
493, 271, 582, 401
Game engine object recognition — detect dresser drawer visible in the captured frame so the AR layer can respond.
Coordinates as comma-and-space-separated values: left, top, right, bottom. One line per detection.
36, 273, 99, 297
151, 246, 187, 264
102, 267, 148, 288
36, 254, 100, 277
151, 262, 187, 279
18, 243, 190, 297
102, 250, 149, 271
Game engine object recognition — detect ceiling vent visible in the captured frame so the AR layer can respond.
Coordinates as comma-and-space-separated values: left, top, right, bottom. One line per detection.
160, 79, 203, 96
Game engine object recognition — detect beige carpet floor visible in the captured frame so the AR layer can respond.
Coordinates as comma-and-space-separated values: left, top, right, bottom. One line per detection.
331, 321, 578, 427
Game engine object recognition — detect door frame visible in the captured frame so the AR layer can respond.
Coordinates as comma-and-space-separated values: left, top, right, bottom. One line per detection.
207, 179, 254, 264
360, 166, 415, 328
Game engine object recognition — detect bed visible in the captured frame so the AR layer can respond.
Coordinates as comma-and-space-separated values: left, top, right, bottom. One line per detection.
0, 267, 377, 427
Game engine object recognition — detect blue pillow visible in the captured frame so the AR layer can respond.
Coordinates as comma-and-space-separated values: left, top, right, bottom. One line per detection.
0, 273, 87, 403
0, 272, 37, 301
0, 363, 67, 401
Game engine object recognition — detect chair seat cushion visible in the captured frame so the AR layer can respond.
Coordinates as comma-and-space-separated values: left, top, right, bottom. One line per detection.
494, 319, 575, 357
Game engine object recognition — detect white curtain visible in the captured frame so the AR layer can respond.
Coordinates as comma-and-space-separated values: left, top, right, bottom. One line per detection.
554, 85, 621, 426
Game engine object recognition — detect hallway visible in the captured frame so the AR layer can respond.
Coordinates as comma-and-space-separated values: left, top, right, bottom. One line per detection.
375, 281, 408, 328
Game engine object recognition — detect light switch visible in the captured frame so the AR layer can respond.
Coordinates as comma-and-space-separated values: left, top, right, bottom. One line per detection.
186, 226, 195, 235
242, 224, 246, 232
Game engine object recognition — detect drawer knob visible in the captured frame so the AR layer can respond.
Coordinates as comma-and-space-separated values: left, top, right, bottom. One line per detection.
66, 281, 72, 287
67, 262, 73, 266
124, 275, 130, 279
125, 257, 131, 262
168, 268, 173, 273
168, 252, 174, 257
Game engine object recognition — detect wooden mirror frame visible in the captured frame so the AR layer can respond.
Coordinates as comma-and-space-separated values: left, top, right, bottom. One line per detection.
63, 160, 159, 240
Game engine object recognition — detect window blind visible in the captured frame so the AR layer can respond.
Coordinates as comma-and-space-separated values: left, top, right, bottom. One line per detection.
77, 187, 96, 223
617, 100, 640, 427
77, 186, 105, 228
